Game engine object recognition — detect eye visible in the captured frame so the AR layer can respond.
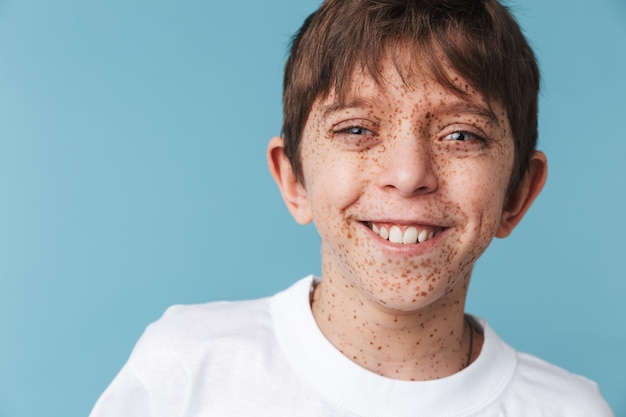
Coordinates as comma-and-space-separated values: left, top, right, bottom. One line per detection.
342, 126, 372, 135
443, 131, 481, 142
331, 122, 379, 150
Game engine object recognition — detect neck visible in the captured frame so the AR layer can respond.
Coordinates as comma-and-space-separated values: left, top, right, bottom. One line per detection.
311, 263, 479, 380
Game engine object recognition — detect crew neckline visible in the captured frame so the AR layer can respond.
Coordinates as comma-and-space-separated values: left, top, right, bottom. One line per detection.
270, 276, 518, 417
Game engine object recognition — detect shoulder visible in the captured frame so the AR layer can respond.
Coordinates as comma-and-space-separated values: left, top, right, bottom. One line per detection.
122, 296, 276, 384
130, 277, 317, 363
92, 279, 317, 416
508, 351, 613, 416
139, 296, 273, 348
475, 320, 613, 416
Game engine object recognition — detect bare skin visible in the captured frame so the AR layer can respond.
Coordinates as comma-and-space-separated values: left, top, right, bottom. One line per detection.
268, 57, 546, 381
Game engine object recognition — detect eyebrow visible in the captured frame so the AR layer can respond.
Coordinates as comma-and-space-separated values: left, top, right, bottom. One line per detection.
321, 97, 385, 119
322, 98, 500, 124
433, 102, 500, 124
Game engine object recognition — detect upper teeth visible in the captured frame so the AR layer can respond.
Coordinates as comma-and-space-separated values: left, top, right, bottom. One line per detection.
371, 224, 435, 244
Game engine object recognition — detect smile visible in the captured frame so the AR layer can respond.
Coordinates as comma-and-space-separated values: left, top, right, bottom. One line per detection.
365, 222, 444, 244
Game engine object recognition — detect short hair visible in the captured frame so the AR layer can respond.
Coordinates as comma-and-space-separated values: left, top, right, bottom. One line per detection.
281, 0, 540, 193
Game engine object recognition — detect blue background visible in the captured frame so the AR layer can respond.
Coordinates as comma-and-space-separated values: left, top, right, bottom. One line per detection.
0, 1, 624, 416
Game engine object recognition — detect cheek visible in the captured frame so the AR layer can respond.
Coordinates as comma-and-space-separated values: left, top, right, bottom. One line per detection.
448, 159, 511, 231
302, 145, 365, 219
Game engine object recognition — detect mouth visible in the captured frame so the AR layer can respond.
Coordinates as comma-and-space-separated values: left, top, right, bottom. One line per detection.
364, 221, 445, 245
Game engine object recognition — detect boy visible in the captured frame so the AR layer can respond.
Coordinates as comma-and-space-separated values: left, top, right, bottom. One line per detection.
90, 0, 613, 415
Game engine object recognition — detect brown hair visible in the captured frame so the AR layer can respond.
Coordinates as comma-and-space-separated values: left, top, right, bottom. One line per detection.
281, 0, 540, 193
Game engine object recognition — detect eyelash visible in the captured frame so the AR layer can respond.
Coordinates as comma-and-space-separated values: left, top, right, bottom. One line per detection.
332, 124, 489, 146
335, 126, 374, 136
443, 130, 485, 142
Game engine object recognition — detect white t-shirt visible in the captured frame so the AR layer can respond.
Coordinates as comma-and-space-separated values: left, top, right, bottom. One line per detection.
90, 276, 614, 417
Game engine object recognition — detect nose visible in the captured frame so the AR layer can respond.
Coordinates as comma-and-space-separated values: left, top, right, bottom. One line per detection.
377, 135, 438, 197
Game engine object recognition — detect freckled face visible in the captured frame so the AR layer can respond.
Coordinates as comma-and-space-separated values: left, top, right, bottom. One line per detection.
298, 61, 514, 312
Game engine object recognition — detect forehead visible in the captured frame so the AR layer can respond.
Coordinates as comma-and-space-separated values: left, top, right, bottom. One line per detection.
313, 58, 503, 125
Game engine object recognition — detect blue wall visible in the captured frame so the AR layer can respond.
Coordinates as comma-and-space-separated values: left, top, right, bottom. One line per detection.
0, 1, 624, 416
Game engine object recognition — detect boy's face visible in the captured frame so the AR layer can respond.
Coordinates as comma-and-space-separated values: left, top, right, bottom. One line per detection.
271, 58, 545, 313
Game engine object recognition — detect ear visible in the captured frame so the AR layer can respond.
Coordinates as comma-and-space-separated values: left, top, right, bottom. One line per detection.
267, 136, 312, 225
496, 151, 548, 238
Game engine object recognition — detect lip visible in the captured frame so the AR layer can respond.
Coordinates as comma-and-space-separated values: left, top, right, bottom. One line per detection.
359, 220, 449, 254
